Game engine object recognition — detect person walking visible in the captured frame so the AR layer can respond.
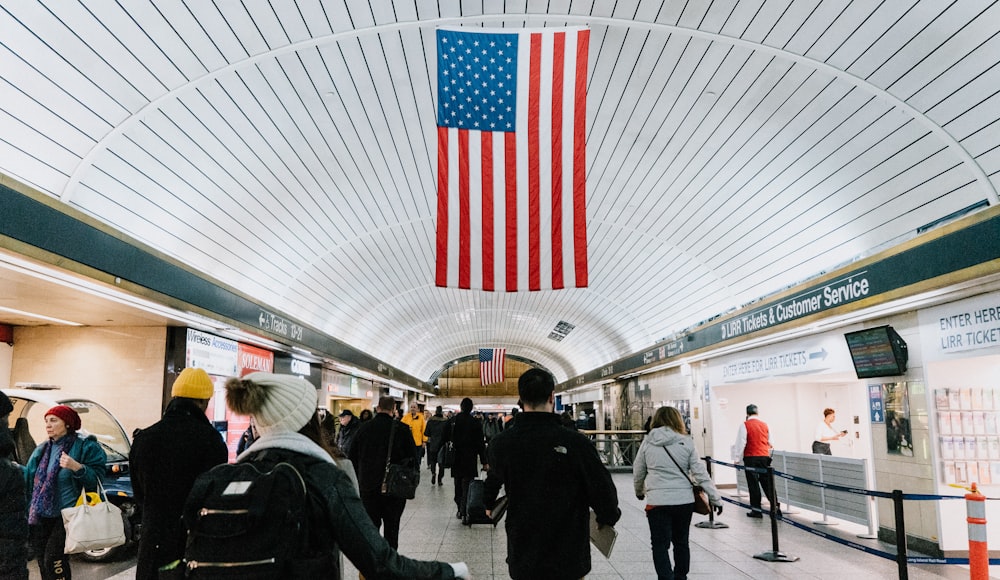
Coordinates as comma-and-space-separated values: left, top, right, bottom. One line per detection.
129, 367, 229, 580
349, 396, 416, 549
483, 369, 621, 580
0, 391, 28, 580
734, 403, 779, 518
444, 398, 487, 521
400, 402, 427, 465
219, 372, 469, 579
424, 406, 448, 485
482, 414, 502, 443
812, 408, 846, 455
336, 409, 360, 459
634, 406, 723, 580
25, 405, 106, 580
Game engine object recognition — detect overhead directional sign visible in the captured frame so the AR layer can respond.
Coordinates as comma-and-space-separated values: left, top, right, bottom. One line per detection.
563, 208, 1000, 389
707, 334, 848, 384
869, 384, 885, 423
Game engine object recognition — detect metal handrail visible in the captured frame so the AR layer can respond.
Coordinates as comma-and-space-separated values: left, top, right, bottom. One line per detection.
582, 430, 645, 469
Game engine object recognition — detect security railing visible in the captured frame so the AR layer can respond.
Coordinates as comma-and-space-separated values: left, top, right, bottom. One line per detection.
581, 430, 646, 470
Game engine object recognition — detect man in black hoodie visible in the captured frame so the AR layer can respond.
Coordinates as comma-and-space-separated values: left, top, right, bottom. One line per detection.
484, 369, 620, 580
129, 367, 228, 580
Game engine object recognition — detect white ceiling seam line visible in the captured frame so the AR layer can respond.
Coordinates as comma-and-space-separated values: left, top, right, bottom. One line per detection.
374, 286, 634, 377
280, 214, 435, 300
587, 216, 734, 303
57, 13, 998, 205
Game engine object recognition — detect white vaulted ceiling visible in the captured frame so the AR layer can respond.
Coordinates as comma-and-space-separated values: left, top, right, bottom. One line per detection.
1, 1, 998, 384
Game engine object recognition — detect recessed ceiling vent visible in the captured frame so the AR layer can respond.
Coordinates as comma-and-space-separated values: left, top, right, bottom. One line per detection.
548, 321, 576, 342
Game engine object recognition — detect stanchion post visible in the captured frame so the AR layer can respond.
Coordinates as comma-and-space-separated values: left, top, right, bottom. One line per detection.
696, 456, 728, 529
892, 489, 908, 580
965, 483, 989, 580
753, 466, 798, 563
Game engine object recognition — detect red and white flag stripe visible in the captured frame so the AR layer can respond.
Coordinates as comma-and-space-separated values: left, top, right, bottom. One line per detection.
436, 28, 589, 291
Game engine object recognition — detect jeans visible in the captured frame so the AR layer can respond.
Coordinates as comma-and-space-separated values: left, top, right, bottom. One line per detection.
743, 455, 776, 511
646, 504, 694, 580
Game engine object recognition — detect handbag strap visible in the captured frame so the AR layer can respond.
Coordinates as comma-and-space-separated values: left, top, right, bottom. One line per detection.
383, 421, 397, 480
660, 444, 698, 487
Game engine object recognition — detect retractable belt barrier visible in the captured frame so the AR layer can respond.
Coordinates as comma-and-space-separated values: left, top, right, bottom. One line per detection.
706, 457, 1000, 579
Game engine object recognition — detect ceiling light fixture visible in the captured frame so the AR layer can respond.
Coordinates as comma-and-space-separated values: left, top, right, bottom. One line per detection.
0, 252, 289, 349
0, 306, 83, 326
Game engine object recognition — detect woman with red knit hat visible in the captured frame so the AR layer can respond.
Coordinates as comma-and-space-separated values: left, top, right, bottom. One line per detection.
24, 404, 107, 580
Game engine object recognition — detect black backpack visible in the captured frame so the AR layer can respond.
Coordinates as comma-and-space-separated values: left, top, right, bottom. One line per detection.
173, 449, 332, 579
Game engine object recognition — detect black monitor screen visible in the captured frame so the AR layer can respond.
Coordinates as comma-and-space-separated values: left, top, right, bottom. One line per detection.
844, 325, 908, 379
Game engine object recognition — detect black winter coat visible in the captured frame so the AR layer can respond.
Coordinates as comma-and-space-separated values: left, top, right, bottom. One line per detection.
230, 436, 455, 579
443, 412, 486, 479
0, 456, 27, 580
424, 415, 448, 458
483, 412, 620, 580
336, 416, 360, 458
129, 398, 228, 580
349, 413, 416, 496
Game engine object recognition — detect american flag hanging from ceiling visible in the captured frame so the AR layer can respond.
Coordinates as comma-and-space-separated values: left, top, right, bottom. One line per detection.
435, 27, 590, 291
480, 348, 506, 386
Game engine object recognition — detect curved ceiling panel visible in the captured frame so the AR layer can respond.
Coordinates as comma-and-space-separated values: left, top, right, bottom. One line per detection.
1, 1, 997, 384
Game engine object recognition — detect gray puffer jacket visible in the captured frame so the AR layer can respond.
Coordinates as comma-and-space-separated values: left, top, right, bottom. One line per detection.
633, 427, 721, 507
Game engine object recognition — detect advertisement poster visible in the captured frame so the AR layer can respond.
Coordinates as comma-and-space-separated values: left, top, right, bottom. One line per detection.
884, 382, 913, 456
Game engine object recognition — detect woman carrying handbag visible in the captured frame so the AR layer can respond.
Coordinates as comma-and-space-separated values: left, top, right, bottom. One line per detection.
633, 406, 723, 580
24, 405, 106, 580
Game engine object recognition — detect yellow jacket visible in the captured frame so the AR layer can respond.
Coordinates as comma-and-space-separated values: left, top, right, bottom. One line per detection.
401, 412, 427, 446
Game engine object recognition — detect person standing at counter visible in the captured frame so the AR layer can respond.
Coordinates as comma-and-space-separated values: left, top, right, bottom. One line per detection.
812, 408, 846, 455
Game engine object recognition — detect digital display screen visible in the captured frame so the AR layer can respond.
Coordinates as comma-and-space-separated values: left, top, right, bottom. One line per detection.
844, 326, 907, 379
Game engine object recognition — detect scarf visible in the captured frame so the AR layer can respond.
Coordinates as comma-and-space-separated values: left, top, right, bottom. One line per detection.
28, 433, 77, 524
235, 431, 334, 465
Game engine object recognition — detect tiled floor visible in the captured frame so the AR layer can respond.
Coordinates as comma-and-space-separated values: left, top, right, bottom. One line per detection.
341, 472, 998, 580
78, 471, 998, 580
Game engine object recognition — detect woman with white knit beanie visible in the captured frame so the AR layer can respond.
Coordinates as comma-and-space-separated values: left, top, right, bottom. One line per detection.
225, 372, 470, 580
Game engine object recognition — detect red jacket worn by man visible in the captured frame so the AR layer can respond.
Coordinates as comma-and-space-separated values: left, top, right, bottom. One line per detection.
734, 404, 779, 518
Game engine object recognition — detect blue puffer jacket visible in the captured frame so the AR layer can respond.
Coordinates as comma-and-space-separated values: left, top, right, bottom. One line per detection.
24, 434, 106, 513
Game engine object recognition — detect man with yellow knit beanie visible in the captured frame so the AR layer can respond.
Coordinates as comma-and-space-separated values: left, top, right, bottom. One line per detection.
129, 367, 228, 579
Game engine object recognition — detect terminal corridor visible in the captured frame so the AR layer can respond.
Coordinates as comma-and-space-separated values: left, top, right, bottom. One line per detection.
370, 473, 995, 580
30, 471, 999, 580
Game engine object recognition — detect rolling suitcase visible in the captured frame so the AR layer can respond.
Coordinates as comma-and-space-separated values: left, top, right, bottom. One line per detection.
463, 478, 493, 525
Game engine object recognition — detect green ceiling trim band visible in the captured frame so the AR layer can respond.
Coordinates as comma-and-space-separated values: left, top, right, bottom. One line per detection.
563, 208, 1000, 388
0, 182, 426, 391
